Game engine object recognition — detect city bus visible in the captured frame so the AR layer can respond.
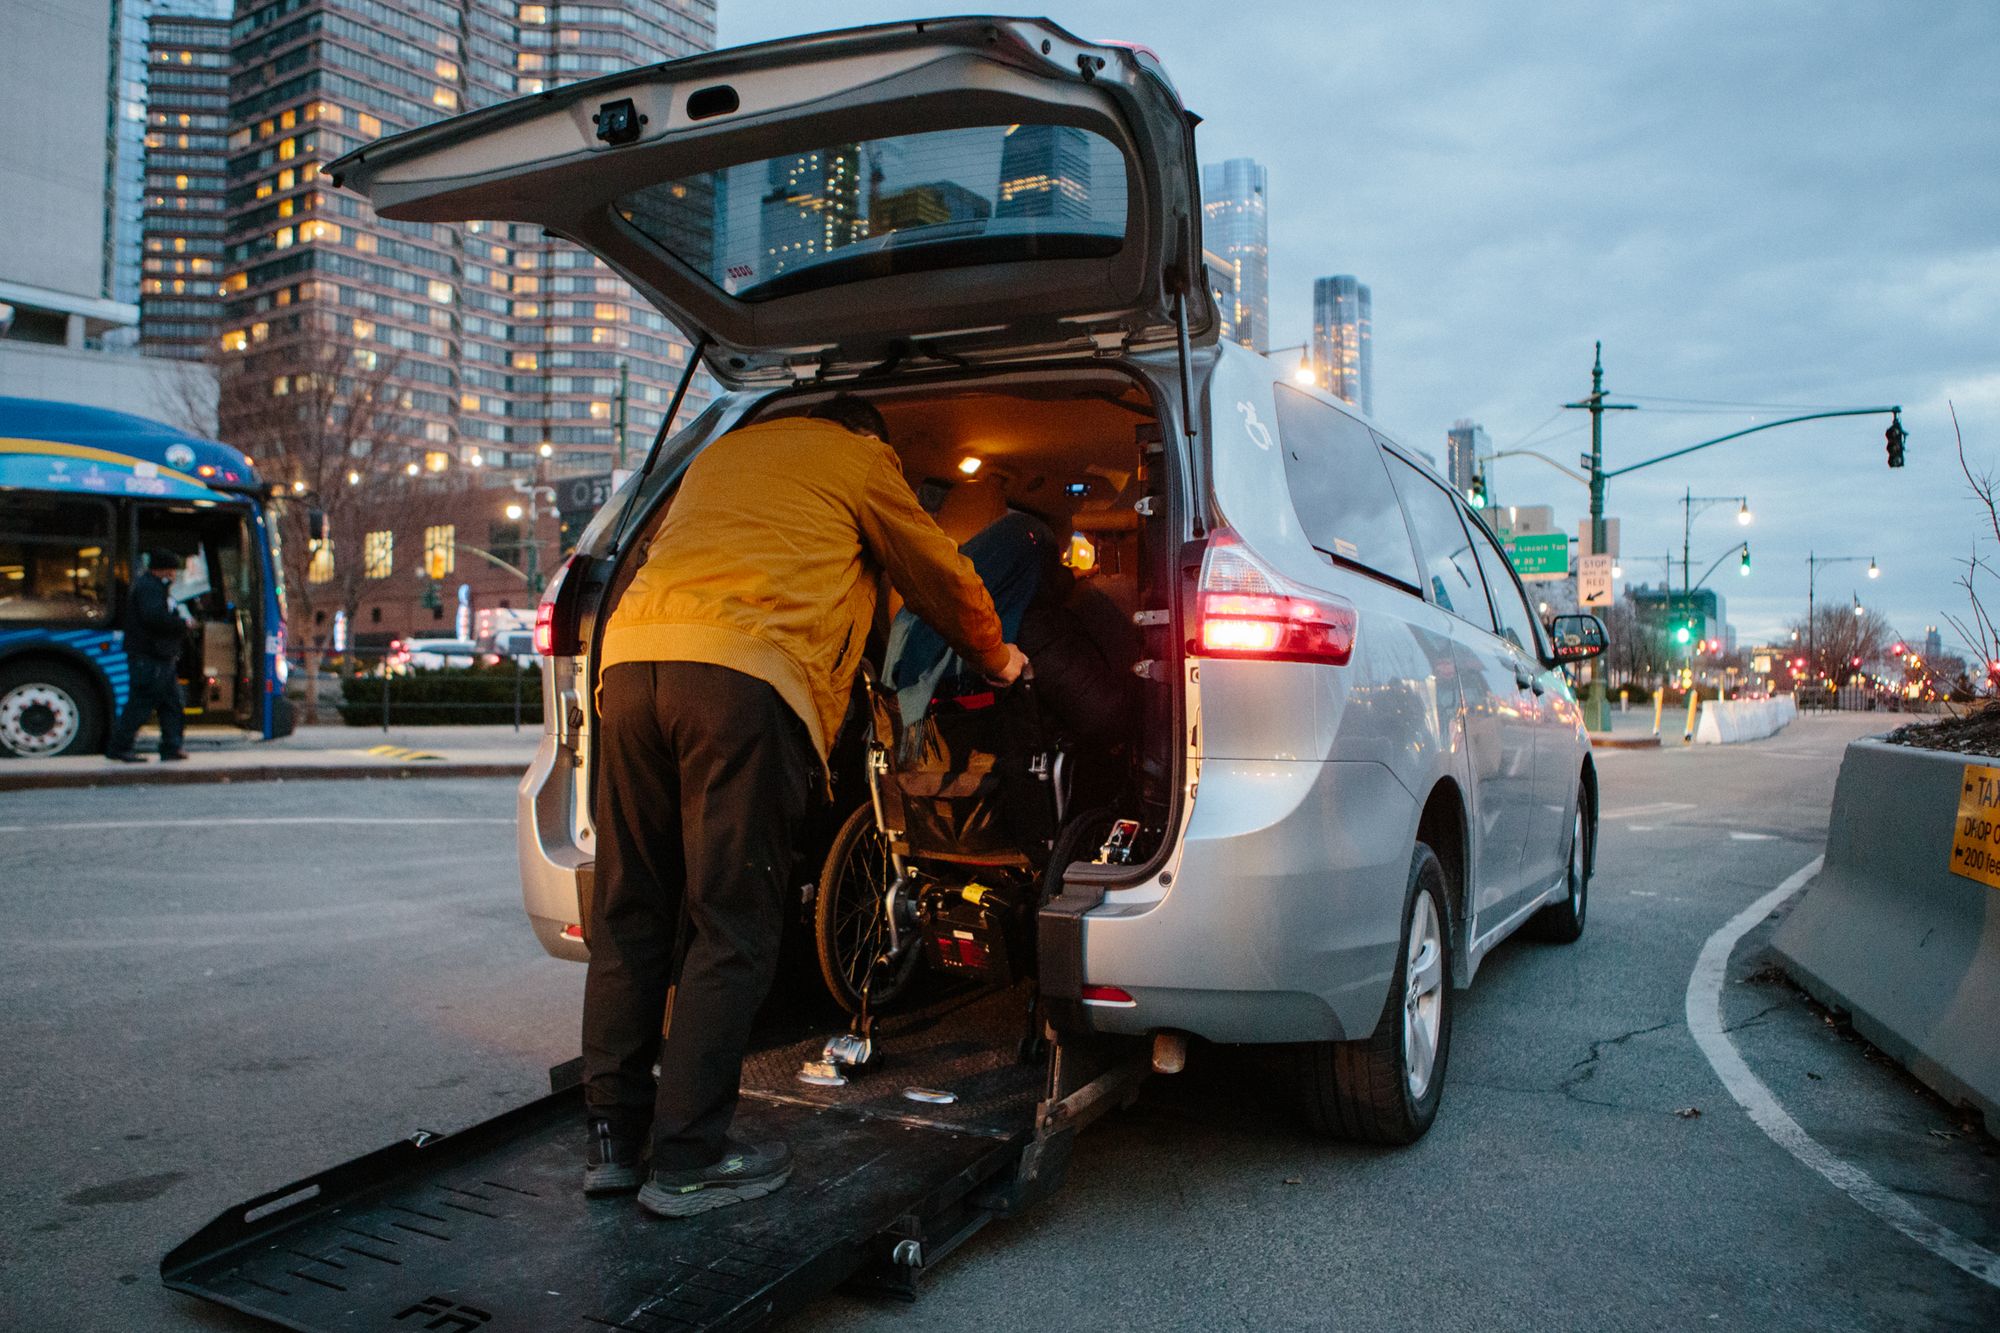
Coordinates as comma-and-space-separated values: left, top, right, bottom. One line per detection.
0, 396, 293, 757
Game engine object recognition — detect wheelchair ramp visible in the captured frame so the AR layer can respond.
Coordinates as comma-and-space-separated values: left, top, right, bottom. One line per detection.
163, 988, 1043, 1332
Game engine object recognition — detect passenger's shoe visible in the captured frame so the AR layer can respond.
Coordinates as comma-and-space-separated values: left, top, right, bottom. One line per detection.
105, 751, 145, 764
638, 1140, 792, 1218
160, 750, 190, 761
583, 1118, 645, 1195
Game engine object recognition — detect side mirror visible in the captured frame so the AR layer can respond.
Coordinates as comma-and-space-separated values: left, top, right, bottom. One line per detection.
306, 507, 327, 543
1547, 613, 1607, 664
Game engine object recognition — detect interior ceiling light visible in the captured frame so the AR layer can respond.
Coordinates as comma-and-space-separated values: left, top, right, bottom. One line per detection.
957, 456, 982, 475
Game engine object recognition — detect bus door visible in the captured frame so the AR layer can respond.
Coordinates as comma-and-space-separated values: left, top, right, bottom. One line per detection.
132, 502, 258, 731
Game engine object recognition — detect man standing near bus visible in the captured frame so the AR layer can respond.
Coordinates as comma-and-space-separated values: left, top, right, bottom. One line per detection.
581, 395, 1025, 1218
105, 549, 191, 763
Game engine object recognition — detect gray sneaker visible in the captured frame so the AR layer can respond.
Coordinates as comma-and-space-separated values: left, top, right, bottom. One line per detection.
638, 1140, 792, 1218
583, 1118, 645, 1196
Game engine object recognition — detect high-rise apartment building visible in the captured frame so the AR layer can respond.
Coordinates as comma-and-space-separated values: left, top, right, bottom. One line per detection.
139, 2, 233, 359
997, 123, 1093, 220
1445, 419, 1487, 497
1312, 274, 1371, 417
215, 0, 717, 477
1201, 157, 1267, 353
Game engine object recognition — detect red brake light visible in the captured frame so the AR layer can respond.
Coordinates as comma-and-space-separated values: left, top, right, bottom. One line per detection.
1080, 984, 1136, 1006
1195, 533, 1357, 665
533, 600, 555, 656
535, 557, 579, 657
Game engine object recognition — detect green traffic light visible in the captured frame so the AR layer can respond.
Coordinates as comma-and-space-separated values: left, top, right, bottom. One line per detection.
1674, 625, 1692, 644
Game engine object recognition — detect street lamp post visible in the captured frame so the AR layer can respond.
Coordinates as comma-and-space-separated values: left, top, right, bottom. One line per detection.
1564, 343, 1903, 730
1805, 552, 1879, 696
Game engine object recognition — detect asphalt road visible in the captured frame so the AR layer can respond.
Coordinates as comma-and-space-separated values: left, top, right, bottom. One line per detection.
4, 714, 1998, 1331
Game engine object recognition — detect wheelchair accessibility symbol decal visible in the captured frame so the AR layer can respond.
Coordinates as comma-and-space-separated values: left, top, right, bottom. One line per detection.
1235, 400, 1273, 451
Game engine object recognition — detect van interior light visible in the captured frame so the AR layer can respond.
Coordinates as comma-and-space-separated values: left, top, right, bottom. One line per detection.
1065, 532, 1097, 572
957, 455, 982, 475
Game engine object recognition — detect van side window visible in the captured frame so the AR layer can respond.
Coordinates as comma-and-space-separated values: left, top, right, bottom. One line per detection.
1384, 457, 1494, 632
1271, 385, 1419, 589
1465, 515, 1544, 655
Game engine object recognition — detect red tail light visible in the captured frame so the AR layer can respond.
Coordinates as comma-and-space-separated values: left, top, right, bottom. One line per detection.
535, 557, 581, 657
1080, 984, 1136, 1006
1195, 532, 1357, 665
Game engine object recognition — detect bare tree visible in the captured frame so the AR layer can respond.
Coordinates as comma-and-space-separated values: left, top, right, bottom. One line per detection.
1947, 402, 2000, 698
213, 324, 432, 721
1785, 604, 1896, 686
1601, 588, 1667, 691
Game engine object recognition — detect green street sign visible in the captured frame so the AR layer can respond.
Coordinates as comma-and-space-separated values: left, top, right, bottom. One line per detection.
1505, 532, 1570, 581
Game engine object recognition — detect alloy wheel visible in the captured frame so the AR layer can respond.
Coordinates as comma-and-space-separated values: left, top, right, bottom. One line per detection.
1403, 889, 1445, 1099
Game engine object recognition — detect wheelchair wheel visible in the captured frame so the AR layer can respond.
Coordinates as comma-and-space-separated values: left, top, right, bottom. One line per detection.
815, 804, 923, 1015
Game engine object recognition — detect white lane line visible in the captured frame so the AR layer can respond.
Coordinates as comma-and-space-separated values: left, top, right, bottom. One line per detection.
1729, 832, 1778, 842
1686, 856, 2000, 1288
0, 817, 514, 834
1600, 801, 1696, 820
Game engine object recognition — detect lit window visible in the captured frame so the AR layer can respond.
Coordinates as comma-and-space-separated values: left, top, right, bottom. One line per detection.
588, 401, 610, 420
278, 137, 296, 160
353, 347, 378, 369
358, 113, 381, 137
308, 539, 334, 584
221, 329, 247, 351
593, 302, 619, 321
272, 375, 290, 396
223, 272, 247, 293
436, 60, 458, 80
352, 317, 375, 340
174, 174, 188, 189
513, 302, 539, 318
517, 77, 544, 94
280, 109, 297, 129
254, 179, 273, 200
423, 525, 456, 578
427, 279, 453, 303
279, 168, 295, 190
519, 4, 549, 22
278, 198, 294, 218
274, 226, 294, 248
172, 236, 187, 253
258, 119, 274, 138
460, 393, 480, 412
355, 232, 377, 253
511, 351, 538, 369
432, 87, 458, 110
364, 530, 394, 579
249, 321, 270, 342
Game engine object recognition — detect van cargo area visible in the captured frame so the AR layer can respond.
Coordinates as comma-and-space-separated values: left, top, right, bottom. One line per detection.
163, 983, 1142, 1331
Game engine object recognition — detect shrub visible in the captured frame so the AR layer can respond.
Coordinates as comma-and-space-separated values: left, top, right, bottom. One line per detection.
337, 665, 541, 726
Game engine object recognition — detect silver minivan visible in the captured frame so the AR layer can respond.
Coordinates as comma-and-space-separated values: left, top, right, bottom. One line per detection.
332, 16, 1603, 1145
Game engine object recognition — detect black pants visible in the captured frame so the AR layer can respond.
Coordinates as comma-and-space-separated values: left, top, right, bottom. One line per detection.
582, 661, 815, 1169
107, 655, 185, 757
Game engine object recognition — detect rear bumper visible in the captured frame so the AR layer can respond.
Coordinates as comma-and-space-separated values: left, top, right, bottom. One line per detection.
1077, 758, 1416, 1044
517, 732, 590, 962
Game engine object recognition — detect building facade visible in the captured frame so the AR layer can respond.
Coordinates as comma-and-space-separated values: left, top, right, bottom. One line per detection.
139, 2, 234, 359
1200, 157, 1267, 353
1311, 273, 1371, 417
217, 0, 716, 487
1445, 418, 1486, 497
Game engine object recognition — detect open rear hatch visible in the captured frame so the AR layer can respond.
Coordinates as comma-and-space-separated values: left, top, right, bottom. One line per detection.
327, 17, 1214, 386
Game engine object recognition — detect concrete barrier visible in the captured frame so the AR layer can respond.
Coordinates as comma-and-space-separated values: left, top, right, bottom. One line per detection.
1772, 738, 2000, 1130
1693, 693, 1797, 744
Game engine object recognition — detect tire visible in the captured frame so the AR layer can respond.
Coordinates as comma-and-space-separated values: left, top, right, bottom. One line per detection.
0, 660, 105, 758
1293, 842, 1453, 1145
1531, 783, 1590, 944
813, 804, 922, 1015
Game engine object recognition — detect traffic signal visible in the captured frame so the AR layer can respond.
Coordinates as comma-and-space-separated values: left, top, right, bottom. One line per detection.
1467, 473, 1487, 509
1739, 545, 1752, 576
1885, 413, 1906, 468
1674, 624, 1692, 645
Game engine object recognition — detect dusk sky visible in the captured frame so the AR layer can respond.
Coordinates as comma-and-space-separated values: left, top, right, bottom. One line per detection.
722, 2, 1998, 651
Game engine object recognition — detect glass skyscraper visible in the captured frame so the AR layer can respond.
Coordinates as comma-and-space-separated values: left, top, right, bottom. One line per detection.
1200, 157, 1267, 353
208, 0, 717, 474
1445, 419, 1487, 496
138, 1, 233, 359
1312, 274, 1372, 417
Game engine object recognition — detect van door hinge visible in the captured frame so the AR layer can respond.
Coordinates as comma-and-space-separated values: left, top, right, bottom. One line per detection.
1131, 610, 1170, 627
1133, 495, 1157, 518
1131, 659, 1167, 681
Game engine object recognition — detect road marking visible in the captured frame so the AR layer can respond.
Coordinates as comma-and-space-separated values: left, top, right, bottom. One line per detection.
1729, 832, 1778, 841
0, 817, 514, 834
1686, 856, 2000, 1288
1600, 801, 1696, 820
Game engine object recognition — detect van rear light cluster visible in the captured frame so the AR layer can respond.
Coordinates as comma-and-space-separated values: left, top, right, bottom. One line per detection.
1080, 984, 1136, 1007
1195, 533, 1357, 665
535, 556, 584, 657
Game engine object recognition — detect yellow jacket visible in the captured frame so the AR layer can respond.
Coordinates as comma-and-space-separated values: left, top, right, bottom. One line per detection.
600, 417, 1008, 762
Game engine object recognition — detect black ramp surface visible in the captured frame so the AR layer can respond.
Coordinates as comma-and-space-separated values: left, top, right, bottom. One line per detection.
164, 987, 1042, 1331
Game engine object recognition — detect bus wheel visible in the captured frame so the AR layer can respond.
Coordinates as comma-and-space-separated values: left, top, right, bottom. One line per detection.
0, 661, 104, 758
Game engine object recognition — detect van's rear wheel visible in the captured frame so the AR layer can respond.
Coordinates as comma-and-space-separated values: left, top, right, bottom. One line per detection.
814, 804, 922, 1015
0, 660, 104, 758
1292, 842, 1452, 1145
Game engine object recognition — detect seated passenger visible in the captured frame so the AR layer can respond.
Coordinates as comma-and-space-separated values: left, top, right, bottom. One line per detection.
884, 512, 1139, 755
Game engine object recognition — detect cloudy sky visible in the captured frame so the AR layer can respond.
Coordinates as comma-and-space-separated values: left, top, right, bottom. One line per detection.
722, 2, 1998, 648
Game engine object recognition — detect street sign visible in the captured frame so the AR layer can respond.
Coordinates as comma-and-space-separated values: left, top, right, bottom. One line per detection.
1578, 553, 1614, 609
1506, 531, 1570, 582
1951, 764, 2000, 890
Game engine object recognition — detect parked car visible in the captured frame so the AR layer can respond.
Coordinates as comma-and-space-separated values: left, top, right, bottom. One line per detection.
334, 17, 1604, 1143
389, 638, 481, 673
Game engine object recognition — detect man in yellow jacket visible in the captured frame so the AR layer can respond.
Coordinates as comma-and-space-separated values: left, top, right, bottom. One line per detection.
582, 394, 1024, 1218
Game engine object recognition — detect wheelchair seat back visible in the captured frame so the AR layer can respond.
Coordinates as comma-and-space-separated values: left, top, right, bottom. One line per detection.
868, 682, 1057, 868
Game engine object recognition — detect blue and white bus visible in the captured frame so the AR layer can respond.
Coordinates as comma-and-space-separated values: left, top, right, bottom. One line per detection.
0, 397, 294, 757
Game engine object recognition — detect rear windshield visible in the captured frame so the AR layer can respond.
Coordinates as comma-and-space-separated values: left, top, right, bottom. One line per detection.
614, 123, 1129, 302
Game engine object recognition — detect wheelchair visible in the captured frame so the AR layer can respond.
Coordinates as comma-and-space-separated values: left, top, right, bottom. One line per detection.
811, 663, 1121, 1030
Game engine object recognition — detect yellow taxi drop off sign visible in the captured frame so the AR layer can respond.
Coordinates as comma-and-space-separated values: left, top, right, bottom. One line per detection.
1951, 763, 2000, 889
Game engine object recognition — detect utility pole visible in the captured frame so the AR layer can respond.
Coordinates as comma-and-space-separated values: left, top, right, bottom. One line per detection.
1565, 343, 1636, 731
614, 361, 630, 471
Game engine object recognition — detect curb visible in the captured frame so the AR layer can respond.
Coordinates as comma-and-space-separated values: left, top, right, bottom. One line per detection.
1588, 733, 1663, 750
0, 761, 527, 792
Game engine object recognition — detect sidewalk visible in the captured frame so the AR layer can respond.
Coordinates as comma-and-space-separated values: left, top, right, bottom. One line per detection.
1589, 701, 1669, 750
0, 724, 539, 791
